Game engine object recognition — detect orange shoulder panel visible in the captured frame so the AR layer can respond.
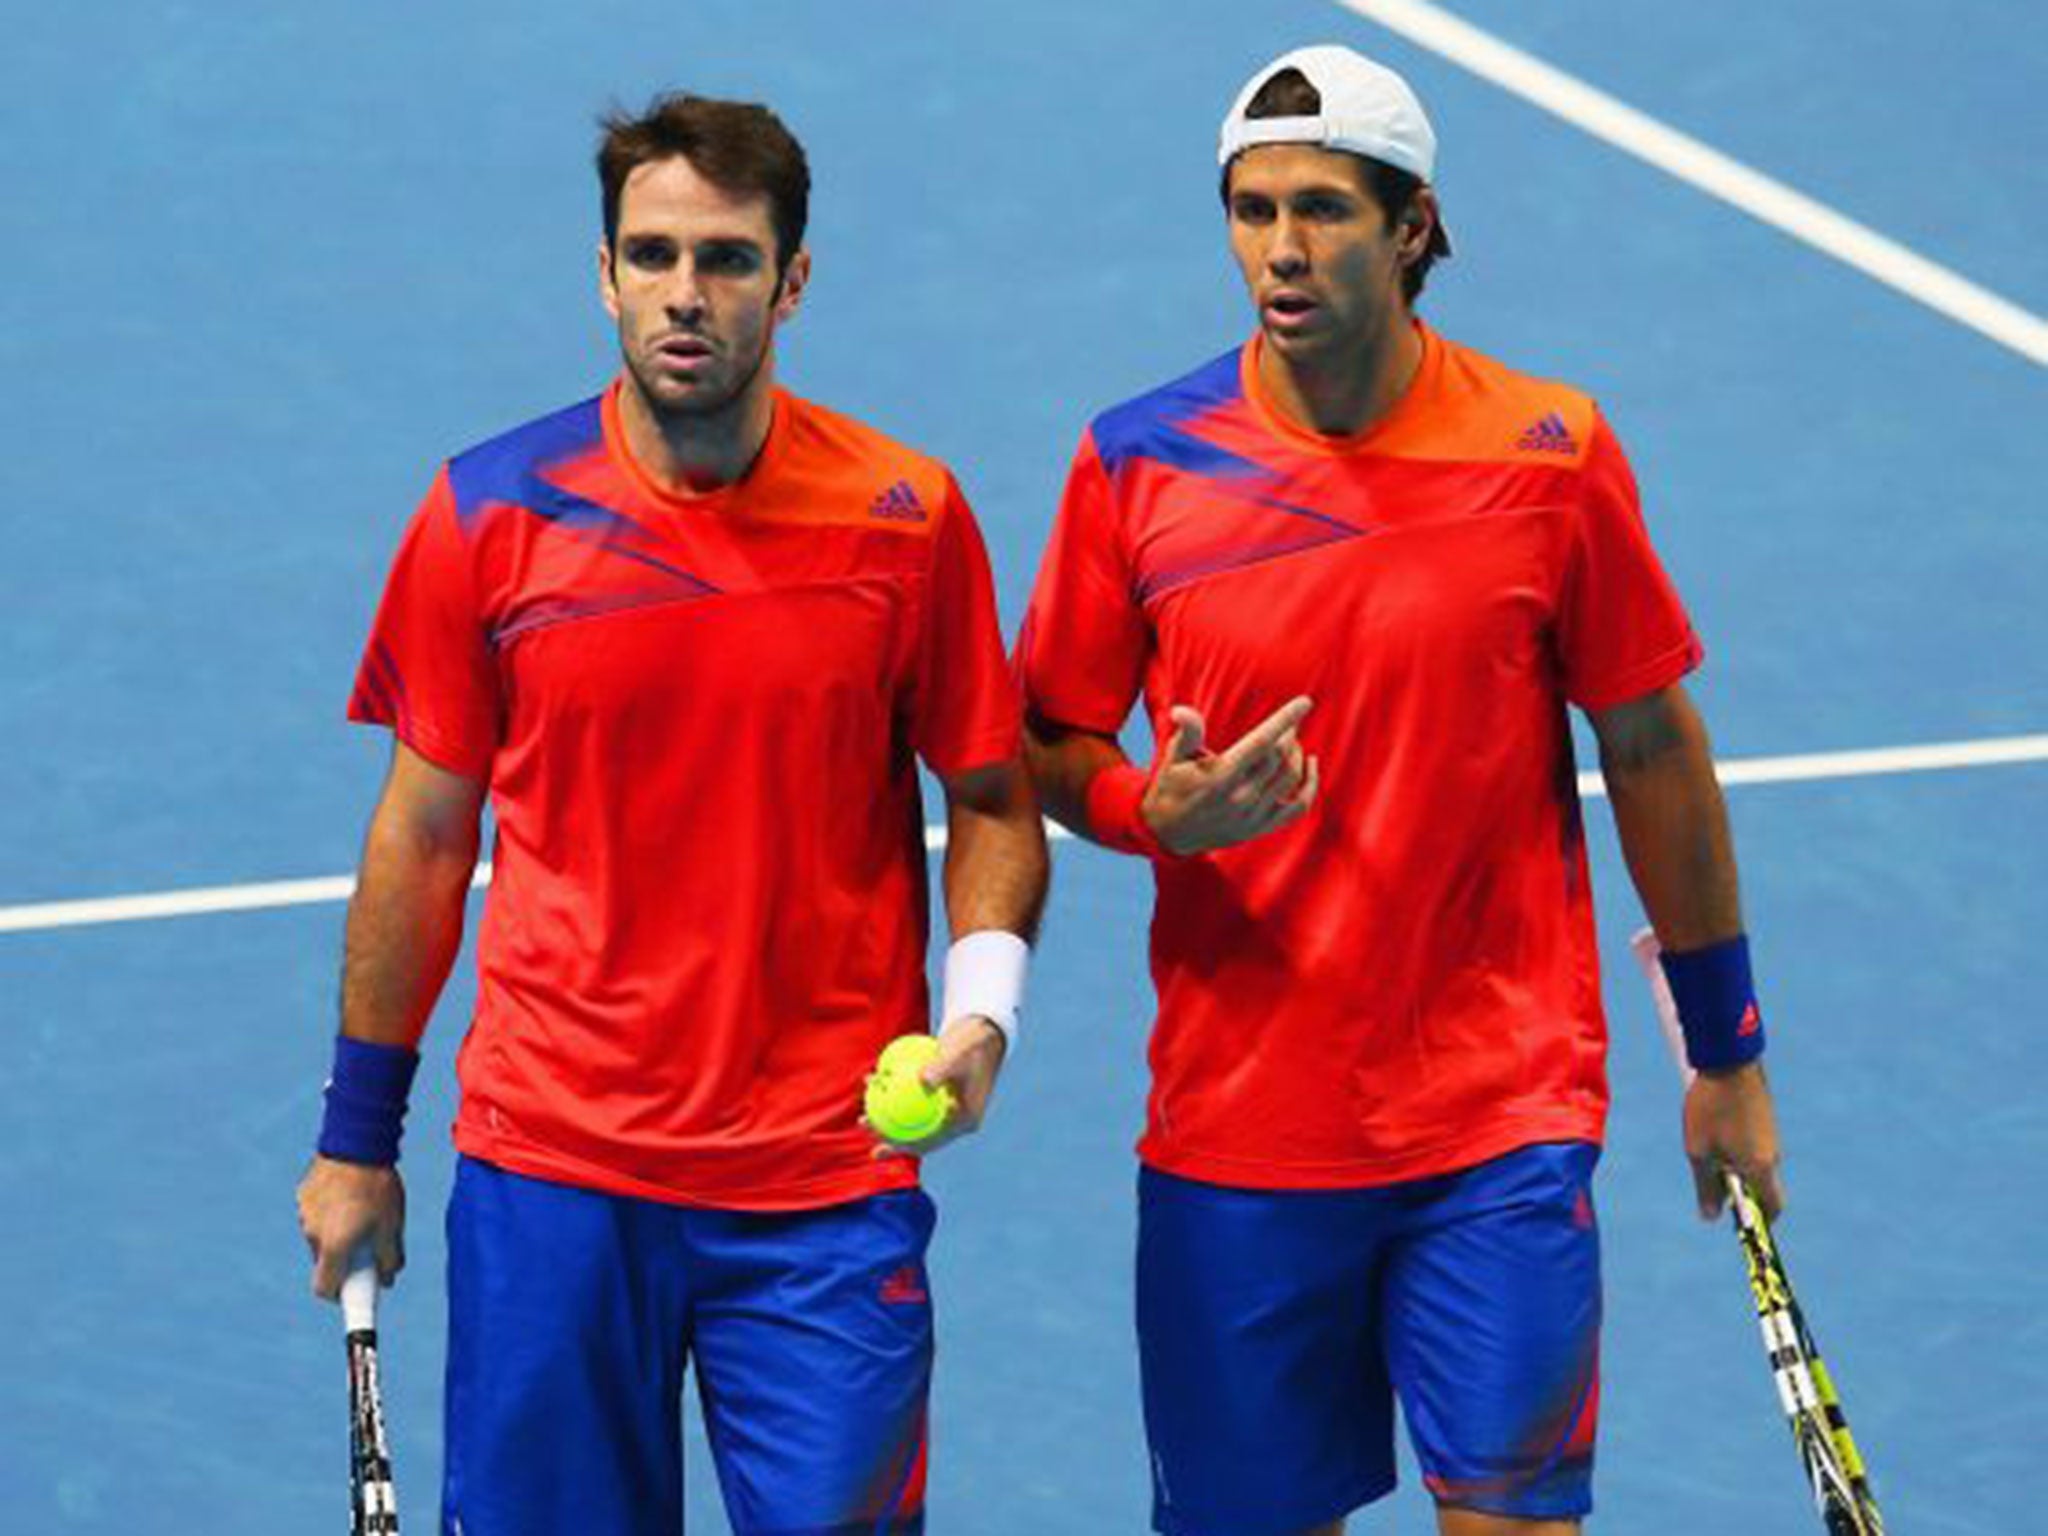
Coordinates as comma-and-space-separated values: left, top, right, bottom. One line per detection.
755, 392, 954, 535
1369, 332, 1598, 467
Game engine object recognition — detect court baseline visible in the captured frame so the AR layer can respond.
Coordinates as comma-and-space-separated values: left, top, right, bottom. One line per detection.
3, 732, 2042, 935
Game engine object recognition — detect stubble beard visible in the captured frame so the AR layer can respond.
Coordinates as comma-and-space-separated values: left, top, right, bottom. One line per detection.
623, 324, 774, 432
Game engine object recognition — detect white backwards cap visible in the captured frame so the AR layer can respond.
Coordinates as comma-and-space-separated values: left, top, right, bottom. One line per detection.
1218, 45, 1450, 255
1219, 44, 1438, 177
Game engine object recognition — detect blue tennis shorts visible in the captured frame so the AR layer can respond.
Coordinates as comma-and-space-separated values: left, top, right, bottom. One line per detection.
1137, 1141, 1602, 1536
441, 1156, 935, 1536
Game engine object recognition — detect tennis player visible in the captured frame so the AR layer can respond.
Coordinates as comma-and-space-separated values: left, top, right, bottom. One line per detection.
1016, 45, 1785, 1536
295, 92, 1048, 1535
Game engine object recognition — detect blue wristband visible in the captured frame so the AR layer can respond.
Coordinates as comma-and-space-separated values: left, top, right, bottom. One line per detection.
317, 1035, 421, 1165
1658, 934, 1765, 1072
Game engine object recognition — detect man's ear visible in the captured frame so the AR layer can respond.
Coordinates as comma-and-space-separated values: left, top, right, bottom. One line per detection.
774, 248, 812, 323
597, 238, 620, 321
1400, 187, 1442, 262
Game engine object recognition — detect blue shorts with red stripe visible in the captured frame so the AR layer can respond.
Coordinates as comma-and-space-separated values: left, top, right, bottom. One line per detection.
441, 1156, 934, 1536
1137, 1140, 1602, 1536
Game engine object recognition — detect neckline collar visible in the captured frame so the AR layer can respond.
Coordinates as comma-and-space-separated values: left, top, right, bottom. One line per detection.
1239, 320, 1438, 456
600, 376, 789, 510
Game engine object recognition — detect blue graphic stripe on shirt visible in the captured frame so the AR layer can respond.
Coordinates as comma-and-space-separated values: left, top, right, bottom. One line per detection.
1134, 520, 1369, 604
353, 639, 411, 738
446, 397, 607, 529
442, 394, 724, 646
446, 395, 719, 589
1091, 350, 1372, 604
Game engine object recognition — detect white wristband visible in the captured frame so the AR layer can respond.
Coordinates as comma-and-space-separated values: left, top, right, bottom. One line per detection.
941, 929, 1030, 1055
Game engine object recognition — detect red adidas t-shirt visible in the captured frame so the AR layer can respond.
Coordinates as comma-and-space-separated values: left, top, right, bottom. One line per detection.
1018, 325, 1702, 1188
350, 381, 1020, 1209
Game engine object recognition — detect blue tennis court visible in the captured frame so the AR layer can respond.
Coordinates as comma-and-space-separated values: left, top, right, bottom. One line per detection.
3, 2, 2042, 1531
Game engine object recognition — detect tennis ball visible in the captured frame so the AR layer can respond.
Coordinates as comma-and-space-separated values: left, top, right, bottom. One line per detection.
864, 1034, 954, 1145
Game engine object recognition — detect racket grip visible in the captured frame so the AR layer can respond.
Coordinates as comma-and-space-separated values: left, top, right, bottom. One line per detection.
1628, 927, 1697, 1088
341, 1250, 380, 1333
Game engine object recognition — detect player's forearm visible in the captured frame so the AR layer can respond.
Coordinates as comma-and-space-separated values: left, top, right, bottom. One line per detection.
1595, 687, 1743, 950
338, 813, 479, 1047
1021, 713, 1128, 843
941, 759, 1049, 941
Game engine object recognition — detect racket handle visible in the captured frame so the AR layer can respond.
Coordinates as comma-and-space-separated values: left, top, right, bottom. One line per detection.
341, 1250, 380, 1333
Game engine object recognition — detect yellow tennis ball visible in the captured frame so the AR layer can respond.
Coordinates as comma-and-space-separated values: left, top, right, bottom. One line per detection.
864, 1034, 954, 1144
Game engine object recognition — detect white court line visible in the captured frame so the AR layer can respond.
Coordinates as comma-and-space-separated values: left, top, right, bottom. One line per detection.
1, 734, 2044, 936
1333, 0, 2048, 367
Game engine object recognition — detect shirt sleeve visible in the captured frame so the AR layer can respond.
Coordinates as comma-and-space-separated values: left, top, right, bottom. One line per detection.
346, 468, 501, 778
1013, 431, 1151, 734
912, 475, 1023, 777
1555, 411, 1705, 711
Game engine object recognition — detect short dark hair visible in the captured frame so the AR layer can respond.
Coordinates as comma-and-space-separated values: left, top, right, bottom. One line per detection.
596, 93, 810, 272
1221, 67, 1439, 303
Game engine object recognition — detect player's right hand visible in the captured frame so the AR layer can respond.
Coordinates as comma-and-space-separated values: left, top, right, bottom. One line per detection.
869, 1015, 1008, 1162
297, 1156, 406, 1300
1142, 696, 1318, 855
1684, 1061, 1785, 1221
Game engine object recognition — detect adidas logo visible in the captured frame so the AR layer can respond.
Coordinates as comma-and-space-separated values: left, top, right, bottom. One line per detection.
868, 479, 928, 522
1571, 1188, 1595, 1230
878, 1265, 928, 1305
1515, 412, 1578, 455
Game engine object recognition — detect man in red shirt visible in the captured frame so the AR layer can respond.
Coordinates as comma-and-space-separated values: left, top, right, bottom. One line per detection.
1017, 45, 1783, 1536
296, 93, 1047, 1535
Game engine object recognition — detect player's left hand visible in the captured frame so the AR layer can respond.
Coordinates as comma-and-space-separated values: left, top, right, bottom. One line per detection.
873, 1015, 1007, 1159
1684, 1060, 1785, 1221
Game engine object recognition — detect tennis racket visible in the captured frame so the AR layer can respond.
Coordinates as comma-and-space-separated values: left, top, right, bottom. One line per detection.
342, 1254, 400, 1534
1629, 929, 1883, 1535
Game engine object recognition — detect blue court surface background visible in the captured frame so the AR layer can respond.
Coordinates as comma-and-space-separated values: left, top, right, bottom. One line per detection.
2, 2, 2043, 1532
